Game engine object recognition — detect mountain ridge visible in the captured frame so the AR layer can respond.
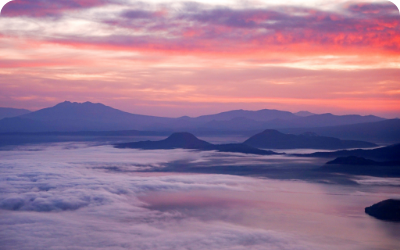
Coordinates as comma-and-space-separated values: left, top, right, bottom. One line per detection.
0, 101, 386, 134
281, 119, 400, 143
0, 107, 31, 120
243, 129, 377, 149
302, 143, 400, 161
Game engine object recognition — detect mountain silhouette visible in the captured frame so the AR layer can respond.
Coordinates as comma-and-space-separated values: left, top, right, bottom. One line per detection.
0, 107, 31, 119
365, 200, 400, 222
195, 109, 298, 122
115, 132, 278, 155
304, 143, 400, 161
243, 129, 376, 149
191, 113, 384, 133
326, 156, 384, 166
116, 132, 214, 150
290, 113, 383, 127
316, 154, 400, 177
0, 101, 173, 132
281, 119, 400, 144
294, 111, 315, 117
0, 101, 387, 134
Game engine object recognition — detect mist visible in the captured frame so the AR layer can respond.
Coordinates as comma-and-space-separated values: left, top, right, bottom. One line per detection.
1, 143, 399, 250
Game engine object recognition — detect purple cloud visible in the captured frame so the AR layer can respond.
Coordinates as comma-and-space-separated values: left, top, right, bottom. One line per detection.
2, 0, 113, 17
94, 2, 400, 52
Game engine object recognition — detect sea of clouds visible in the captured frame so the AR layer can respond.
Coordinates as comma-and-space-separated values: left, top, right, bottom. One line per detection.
1, 143, 399, 250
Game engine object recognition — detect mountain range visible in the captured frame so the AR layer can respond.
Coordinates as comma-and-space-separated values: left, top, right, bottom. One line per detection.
0, 102, 389, 141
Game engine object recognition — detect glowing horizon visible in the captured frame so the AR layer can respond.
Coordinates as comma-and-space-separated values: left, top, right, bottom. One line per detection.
0, 0, 399, 118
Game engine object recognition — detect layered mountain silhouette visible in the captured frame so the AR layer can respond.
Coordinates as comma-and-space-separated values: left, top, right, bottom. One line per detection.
243, 129, 376, 149
193, 113, 384, 133
305, 144, 400, 161
294, 111, 315, 117
194, 109, 298, 122
115, 132, 278, 155
0, 107, 31, 120
282, 119, 400, 143
314, 147, 400, 177
326, 156, 399, 166
288, 113, 383, 127
0, 101, 173, 132
0, 101, 388, 138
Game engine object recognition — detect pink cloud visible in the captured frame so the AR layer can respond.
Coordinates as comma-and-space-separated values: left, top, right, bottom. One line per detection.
25, 1, 397, 58
1, 1, 398, 60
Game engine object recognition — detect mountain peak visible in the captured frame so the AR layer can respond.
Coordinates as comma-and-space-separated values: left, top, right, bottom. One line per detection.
163, 132, 218, 150
116, 132, 214, 150
166, 132, 201, 143
261, 129, 284, 135
55, 101, 103, 107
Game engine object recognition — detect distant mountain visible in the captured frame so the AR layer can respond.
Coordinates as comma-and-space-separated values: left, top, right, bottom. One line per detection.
304, 143, 400, 161
243, 129, 376, 149
0, 107, 31, 119
294, 111, 315, 117
0, 101, 387, 133
115, 132, 278, 155
281, 119, 400, 143
193, 113, 384, 132
289, 113, 384, 127
194, 109, 298, 122
0, 101, 174, 132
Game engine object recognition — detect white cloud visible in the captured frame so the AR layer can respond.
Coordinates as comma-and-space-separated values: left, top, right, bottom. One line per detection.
0, 143, 399, 249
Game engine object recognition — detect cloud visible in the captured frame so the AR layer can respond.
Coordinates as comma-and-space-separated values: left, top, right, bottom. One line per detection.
62, 2, 400, 54
1, 0, 113, 18
0, 143, 399, 249
2, 1, 399, 54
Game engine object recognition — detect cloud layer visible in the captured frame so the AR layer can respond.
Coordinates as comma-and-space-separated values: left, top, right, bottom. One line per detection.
1, 143, 400, 249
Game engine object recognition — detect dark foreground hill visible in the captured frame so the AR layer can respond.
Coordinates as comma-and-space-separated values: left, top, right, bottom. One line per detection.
244, 129, 376, 149
116, 132, 214, 150
115, 132, 278, 155
365, 200, 400, 222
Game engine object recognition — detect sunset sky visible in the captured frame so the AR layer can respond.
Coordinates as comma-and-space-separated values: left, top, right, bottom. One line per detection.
0, 0, 399, 118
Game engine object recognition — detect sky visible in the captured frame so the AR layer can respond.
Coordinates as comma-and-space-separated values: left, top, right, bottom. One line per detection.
0, 0, 399, 118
